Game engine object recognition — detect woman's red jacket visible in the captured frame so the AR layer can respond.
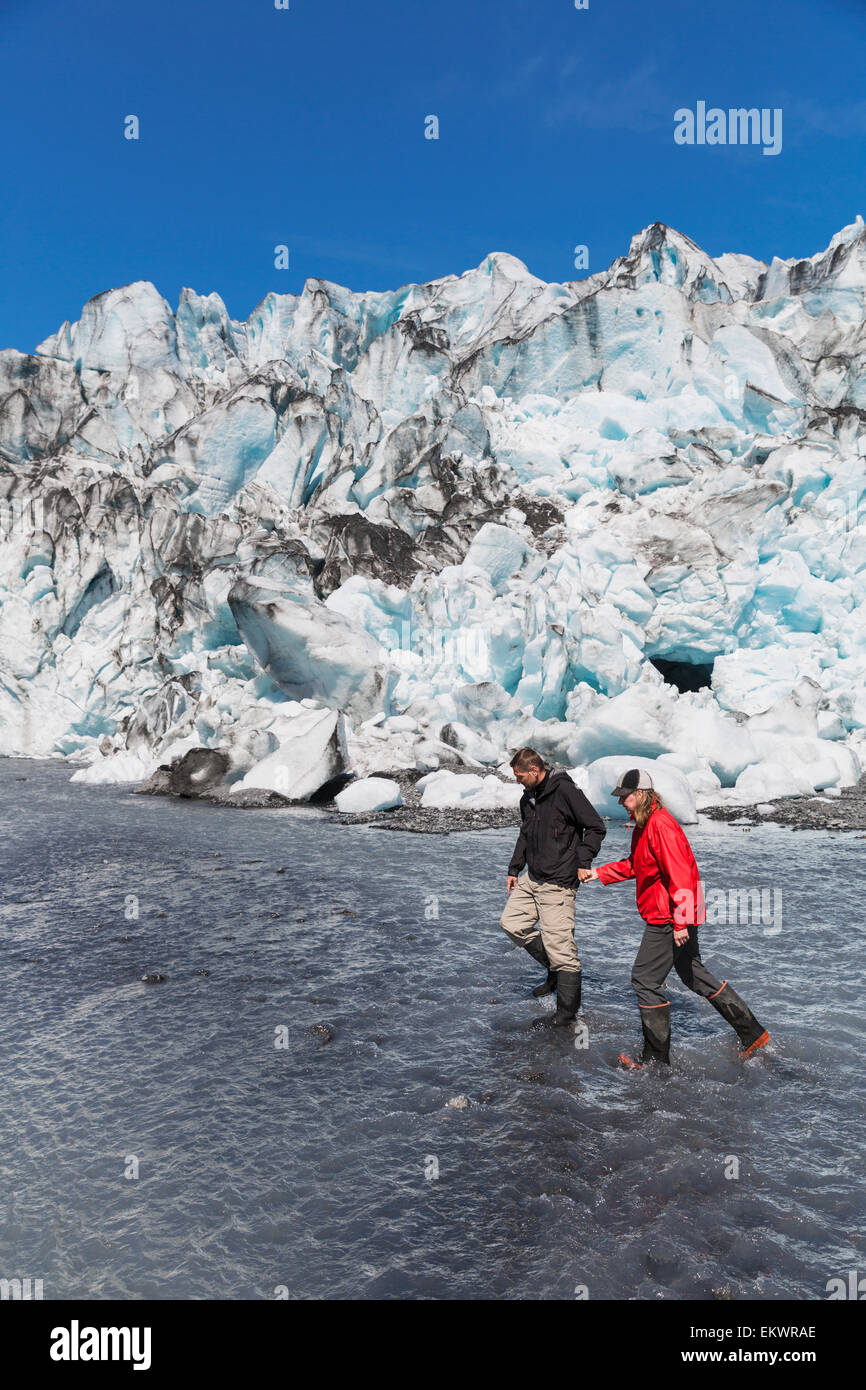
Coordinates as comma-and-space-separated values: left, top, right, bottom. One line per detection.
596, 804, 706, 927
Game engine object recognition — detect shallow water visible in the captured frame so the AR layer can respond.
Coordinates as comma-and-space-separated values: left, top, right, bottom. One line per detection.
0, 759, 863, 1300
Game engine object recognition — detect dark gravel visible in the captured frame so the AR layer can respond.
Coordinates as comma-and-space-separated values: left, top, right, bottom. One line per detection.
321, 766, 520, 834
700, 773, 866, 832
136, 757, 866, 835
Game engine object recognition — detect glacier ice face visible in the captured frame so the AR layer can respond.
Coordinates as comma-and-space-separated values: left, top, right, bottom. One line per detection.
4, 218, 866, 807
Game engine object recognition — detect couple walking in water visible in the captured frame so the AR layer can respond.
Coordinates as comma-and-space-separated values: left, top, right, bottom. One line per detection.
500, 747, 770, 1069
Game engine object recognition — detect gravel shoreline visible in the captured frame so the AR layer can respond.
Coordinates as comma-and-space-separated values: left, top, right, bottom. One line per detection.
320, 767, 519, 834
137, 761, 866, 835
698, 773, 866, 833
325, 769, 866, 835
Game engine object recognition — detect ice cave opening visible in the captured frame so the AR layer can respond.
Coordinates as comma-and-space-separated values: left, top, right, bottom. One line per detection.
648, 656, 715, 694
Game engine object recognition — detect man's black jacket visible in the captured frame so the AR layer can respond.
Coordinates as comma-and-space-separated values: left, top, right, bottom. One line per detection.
507, 770, 607, 889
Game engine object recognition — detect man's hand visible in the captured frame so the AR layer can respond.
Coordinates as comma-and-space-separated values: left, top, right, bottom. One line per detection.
506, 875, 518, 895
673, 927, 689, 947
578, 867, 598, 883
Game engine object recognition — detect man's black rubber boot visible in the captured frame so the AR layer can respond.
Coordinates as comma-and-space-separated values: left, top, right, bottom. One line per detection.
524, 935, 558, 997
708, 983, 769, 1055
551, 969, 582, 1026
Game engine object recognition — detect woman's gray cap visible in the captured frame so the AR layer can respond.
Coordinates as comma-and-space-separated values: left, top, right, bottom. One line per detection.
610, 767, 654, 797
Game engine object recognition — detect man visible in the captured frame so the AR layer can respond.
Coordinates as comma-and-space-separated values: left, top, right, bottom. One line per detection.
580, 768, 770, 1068
500, 747, 607, 1026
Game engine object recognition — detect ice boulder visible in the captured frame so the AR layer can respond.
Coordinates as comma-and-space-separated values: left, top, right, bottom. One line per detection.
658, 751, 722, 797
228, 577, 394, 723
452, 680, 522, 728
131, 746, 233, 798
567, 686, 672, 765
712, 646, 818, 717
666, 696, 758, 786
733, 760, 815, 801
71, 747, 160, 786
235, 707, 349, 800
578, 756, 698, 824
417, 770, 523, 810
439, 720, 503, 765
335, 777, 402, 812
463, 522, 533, 592
748, 732, 860, 791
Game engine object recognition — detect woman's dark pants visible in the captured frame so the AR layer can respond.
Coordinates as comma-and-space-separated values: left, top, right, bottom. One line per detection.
630, 923, 766, 1063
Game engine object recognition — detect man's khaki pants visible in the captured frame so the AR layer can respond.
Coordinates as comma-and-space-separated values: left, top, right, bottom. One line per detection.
499, 873, 580, 971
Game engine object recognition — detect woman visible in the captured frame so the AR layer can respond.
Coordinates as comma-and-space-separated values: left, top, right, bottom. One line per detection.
581, 768, 770, 1070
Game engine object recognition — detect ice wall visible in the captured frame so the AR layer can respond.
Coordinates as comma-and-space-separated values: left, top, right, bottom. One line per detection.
3, 218, 866, 806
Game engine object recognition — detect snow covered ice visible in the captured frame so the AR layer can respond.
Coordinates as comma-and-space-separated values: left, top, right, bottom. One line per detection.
4, 218, 866, 808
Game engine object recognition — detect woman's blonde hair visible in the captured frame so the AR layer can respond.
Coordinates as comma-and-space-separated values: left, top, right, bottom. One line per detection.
632, 788, 665, 828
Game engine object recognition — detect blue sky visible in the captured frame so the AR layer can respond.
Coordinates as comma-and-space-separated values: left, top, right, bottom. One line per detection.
1, 0, 864, 352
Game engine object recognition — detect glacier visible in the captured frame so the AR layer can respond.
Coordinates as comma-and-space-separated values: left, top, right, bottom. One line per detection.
3, 217, 866, 809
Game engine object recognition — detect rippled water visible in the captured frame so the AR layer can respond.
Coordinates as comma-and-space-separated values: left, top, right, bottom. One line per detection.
1, 758, 863, 1300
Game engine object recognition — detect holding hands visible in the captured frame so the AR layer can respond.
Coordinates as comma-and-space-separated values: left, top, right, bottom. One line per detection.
578, 867, 598, 883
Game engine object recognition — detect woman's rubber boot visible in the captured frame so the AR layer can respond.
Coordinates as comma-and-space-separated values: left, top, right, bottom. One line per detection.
708, 983, 770, 1056
523, 935, 558, 997
619, 1003, 671, 1069
551, 969, 582, 1026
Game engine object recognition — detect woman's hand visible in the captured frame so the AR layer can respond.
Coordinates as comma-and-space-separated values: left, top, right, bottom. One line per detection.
673, 927, 689, 947
578, 867, 598, 883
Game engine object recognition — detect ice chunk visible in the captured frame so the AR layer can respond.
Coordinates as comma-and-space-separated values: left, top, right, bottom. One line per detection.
579, 756, 698, 824
712, 646, 822, 717
418, 770, 522, 810
228, 577, 394, 723
734, 760, 815, 801
439, 720, 503, 765
235, 707, 348, 800
335, 777, 402, 812
70, 747, 159, 785
463, 522, 533, 592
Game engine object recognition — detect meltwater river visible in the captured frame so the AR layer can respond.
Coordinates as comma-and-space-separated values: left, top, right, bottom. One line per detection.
0, 758, 863, 1300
